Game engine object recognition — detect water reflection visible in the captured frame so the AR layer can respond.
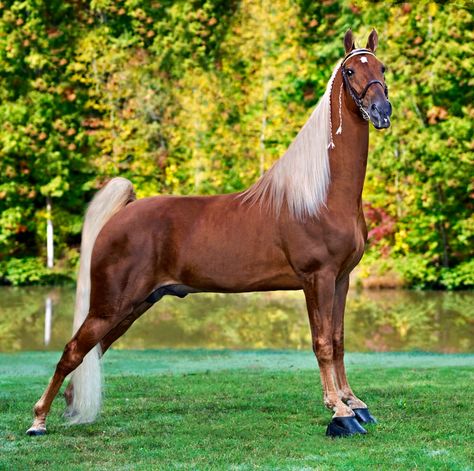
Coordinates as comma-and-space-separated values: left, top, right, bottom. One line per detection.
0, 287, 472, 353
44, 295, 53, 346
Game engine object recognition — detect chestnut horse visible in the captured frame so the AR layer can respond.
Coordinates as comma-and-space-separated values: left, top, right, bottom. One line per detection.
27, 29, 392, 437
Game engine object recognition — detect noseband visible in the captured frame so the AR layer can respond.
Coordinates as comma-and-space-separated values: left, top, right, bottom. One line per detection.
341, 49, 389, 121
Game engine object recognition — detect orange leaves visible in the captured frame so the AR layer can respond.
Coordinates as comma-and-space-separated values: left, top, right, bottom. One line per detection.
426, 106, 448, 125
348, 4, 360, 15
19, 161, 30, 175
47, 28, 62, 39
65, 90, 76, 102
81, 117, 103, 129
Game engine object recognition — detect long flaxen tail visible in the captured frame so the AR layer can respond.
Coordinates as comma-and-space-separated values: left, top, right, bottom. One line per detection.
67, 177, 135, 424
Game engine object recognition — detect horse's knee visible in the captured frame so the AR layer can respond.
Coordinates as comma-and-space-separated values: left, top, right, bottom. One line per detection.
313, 337, 333, 362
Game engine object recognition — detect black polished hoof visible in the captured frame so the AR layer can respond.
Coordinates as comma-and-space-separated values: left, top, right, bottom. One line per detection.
26, 428, 46, 436
353, 408, 377, 424
326, 416, 367, 437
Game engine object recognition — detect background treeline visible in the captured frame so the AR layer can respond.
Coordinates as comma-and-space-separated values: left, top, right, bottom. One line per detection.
0, 0, 472, 288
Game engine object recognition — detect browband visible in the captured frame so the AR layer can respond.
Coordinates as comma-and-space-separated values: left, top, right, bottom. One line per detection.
341, 49, 376, 66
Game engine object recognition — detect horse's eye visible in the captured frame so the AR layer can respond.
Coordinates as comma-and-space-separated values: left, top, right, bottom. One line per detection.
381, 65, 386, 74
346, 69, 354, 77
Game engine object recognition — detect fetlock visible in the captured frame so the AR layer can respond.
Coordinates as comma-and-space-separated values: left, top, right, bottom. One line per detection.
332, 401, 355, 418
346, 397, 367, 409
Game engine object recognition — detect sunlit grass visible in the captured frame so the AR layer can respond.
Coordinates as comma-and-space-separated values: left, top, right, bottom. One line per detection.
1, 350, 473, 470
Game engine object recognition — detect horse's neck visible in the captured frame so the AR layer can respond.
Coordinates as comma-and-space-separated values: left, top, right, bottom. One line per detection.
326, 74, 369, 215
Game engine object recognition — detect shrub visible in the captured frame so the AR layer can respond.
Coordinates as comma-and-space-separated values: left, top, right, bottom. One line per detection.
0, 257, 73, 286
441, 260, 474, 290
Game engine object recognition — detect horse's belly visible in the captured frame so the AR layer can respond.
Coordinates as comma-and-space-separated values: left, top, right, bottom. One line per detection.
174, 233, 301, 292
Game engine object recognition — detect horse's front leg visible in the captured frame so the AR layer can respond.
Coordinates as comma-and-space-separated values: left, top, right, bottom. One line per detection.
332, 276, 377, 425
303, 271, 367, 437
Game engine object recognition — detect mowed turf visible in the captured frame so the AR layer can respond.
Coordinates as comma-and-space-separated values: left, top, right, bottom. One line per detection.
0, 350, 473, 470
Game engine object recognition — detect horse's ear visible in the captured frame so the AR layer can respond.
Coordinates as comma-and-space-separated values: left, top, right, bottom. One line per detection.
344, 29, 355, 55
366, 28, 378, 53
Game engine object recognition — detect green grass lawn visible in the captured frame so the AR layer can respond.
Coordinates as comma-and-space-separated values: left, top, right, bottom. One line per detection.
1, 350, 473, 470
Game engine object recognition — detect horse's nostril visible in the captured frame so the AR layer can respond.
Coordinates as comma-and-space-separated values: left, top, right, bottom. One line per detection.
371, 104, 377, 111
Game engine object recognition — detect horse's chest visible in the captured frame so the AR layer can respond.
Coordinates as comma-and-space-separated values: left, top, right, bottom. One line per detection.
341, 229, 366, 269
286, 220, 367, 275
327, 225, 365, 260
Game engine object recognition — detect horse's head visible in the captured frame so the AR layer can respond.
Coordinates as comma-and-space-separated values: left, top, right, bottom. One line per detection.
341, 29, 392, 129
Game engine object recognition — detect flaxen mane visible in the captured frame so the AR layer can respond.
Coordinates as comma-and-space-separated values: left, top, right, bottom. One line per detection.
241, 62, 342, 220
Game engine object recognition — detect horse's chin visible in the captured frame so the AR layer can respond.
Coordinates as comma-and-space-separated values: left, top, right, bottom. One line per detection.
371, 116, 391, 129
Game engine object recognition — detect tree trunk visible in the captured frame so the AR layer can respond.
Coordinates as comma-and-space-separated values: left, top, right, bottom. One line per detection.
46, 197, 54, 269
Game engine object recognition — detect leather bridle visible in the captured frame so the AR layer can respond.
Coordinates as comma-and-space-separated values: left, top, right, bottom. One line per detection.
340, 49, 389, 121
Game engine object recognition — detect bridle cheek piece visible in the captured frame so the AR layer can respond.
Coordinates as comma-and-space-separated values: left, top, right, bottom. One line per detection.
341, 49, 389, 121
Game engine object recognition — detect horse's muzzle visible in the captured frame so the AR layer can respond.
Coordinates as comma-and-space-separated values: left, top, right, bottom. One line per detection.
369, 99, 392, 129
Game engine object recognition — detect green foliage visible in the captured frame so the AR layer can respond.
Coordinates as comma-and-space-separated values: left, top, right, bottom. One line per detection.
0, 257, 72, 286
0, 257, 45, 285
0, 0, 471, 289
441, 259, 474, 290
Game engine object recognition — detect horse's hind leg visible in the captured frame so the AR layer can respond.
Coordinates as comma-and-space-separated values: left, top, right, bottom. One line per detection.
332, 276, 376, 425
63, 301, 154, 408
101, 301, 154, 353
27, 315, 117, 435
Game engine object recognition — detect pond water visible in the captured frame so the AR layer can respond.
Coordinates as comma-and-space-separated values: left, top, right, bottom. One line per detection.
0, 287, 472, 353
